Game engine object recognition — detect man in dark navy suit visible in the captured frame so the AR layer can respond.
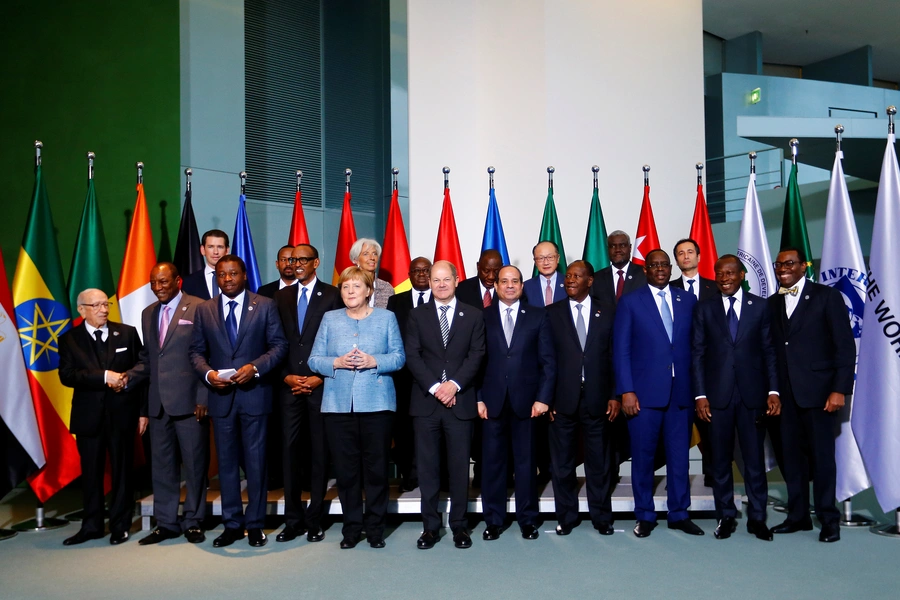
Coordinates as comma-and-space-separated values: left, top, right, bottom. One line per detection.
256, 245, 297, 299
523, 241, 567, 307
180, 229, 229, 300
456, 249, 502, 311
590, 230, 646, 314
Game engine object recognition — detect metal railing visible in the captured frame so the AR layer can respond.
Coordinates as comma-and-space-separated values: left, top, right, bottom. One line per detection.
705, 147, 784, 223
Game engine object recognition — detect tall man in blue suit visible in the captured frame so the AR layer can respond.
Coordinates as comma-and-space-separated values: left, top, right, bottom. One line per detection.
189, 255, 288, 548
614, 249, 703, 537
478, 265, 556, 541
692, 255, 780, 541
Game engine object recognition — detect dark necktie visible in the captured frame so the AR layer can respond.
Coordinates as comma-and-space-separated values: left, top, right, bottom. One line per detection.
226, 300, 238, 347
417, 291, 425, 307
482, 289, 491, 308
727, 296, 738, 341
615, 269, 625, 301
211, 271, 220, 297
687, 279, 696, 298
296, 287, 309, 335
93, 329, 106, 361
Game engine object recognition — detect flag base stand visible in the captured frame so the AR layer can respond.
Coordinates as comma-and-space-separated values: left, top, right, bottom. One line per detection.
0, 528, 17, 541
840, 500, 875, 528
870, 509, 900, 538
12, 503, 68, 532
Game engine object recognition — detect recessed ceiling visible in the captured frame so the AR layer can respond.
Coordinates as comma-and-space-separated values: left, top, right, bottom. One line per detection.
703, 0, 900, 84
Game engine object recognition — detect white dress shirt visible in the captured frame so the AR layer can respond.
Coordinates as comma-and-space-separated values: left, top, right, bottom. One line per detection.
297, 277, 317, 305
783, 277, 806, 318
568, 296, 592, 336
428, 296, 460, 394
612, 262, 633, 296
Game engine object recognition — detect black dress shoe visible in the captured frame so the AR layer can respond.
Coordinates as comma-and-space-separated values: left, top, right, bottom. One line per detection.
746, 520, 773, 541
306, 527, 325, 542
633, 520, 657, 538
452, 528, 472, 549
417, 529, 439, 549
521, 525, 539, 540
62, 529, 104, 546
482, 524, 502, 541
184, 527, 206, 544
276, 525, 305, 543
248, 528, 267, 547
819, 523, 841, 543
770, 518, 813, 535
109, 531, 130, 545
139, 527, 181, 546
668, 519, 705, 536
213, 527, 245, 548
595, 521, 614, 536
401, 477, 419, 492
340, 535, 360, 549
713, 517, 737, 540
368, 536, 386, 548
556, 522, 574, 536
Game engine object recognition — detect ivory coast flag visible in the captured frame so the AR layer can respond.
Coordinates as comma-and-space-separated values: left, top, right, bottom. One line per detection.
13, 162, 82, 501
332, 190, 357, 285
379, 187, 412, 292
117, 182, 157, 339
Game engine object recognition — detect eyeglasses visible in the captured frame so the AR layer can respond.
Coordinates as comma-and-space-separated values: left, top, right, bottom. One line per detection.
773, 260, 802, 269
288, 257, 315, 265
646, 262, 671, 269
533, 255, 558, 263
410, 268, 431, 274
80, 301, 113, 310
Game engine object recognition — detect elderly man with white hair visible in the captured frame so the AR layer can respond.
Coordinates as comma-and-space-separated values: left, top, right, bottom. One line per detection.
350, 237, 394, 309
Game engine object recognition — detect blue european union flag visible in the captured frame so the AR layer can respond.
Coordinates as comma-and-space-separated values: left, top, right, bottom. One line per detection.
481, 188, 510, 265
233, 194, 262, 293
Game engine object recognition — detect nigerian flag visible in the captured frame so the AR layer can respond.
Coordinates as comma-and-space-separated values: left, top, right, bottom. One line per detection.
582, 187, 610, 272
533, 186, 566, 276
780, 162, 816, 281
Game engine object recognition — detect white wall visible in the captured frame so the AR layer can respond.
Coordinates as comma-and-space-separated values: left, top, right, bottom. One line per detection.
407, 0, 706, 273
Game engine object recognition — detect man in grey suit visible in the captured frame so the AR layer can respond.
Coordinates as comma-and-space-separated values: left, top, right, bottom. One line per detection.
127, 262, 209, 545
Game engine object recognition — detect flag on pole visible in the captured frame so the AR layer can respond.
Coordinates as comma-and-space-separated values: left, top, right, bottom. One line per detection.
582, 187, 610, 271
533, 186, 566, 277
232, 194, 262, 293
689, 181, 719, 280
434, 186, 466, 280
0, 247, 46, 498
67, 178, 121, 325
852, 132, 900, 512
13, 162, 81, 501
481, 188, 510, 265
631, 183, 660, 266
820, 147, 871, 501
332, 190, 358, 285
780, 162, 816, 281
380, 188, 412, 292
173, 186, 202, 278
288, 186, 310, 246
737, 172, 776, 298
117, 182, 157, 339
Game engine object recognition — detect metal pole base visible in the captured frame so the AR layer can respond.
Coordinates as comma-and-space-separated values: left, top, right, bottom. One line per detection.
12, 516, 68, 532
870, 524, 900, 537
841, 513, 877, 528
0, 528, 18, 541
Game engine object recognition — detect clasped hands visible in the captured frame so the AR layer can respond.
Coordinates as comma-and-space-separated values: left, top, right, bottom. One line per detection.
284, 374, 324, 396
333, 348, 377, 371
107, 371, 128, 392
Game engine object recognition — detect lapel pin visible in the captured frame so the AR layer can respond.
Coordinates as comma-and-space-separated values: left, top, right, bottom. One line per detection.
747, 300, 753, 305
627, 275, 633, 280
459, 311, 464, 317
182, 306, 187, 311
113, 331, 119, 336
594, 312, 600, 318
804, 295, 810, 300
317, 291, 322, 296
520, 309, 526, 314
676, 296, 682, 302
248, 306, 254, 311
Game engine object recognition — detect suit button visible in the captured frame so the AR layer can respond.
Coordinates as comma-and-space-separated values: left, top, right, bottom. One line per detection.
785, 342, 789, 346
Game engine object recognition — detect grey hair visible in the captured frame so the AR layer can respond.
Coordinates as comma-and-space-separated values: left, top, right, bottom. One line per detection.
608, 230, 631, 244
76, 288, 106, 306
349, 238, 382, 263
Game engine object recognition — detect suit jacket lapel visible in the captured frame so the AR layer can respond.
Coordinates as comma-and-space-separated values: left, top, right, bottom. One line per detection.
640, 287, 669, 340
788, 283, 812, 332
235, 293, 259, 349
583, 298, 602, 350
302, 283, 323, 333
160, 297, 187, 351
104, 322, 118, 364
712, 295, 732, 342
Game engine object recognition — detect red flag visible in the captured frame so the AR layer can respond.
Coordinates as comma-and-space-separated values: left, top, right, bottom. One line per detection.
689, 182, 719, 280
288, 188, 310, 246
332, 191, 357, 285
631, 184, 661, 266
434, 187, 467, 280
380, 188, 412, 292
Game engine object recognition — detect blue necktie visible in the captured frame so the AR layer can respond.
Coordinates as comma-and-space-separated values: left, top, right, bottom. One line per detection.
658, 290, 673, 342
226, 300, 238, 347
687, 279, 695, 298
296, 287, 309, 335
727, 296, 738, 341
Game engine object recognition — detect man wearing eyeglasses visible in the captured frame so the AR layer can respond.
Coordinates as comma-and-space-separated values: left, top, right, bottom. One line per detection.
273, 244, 343, 543
257, 245, 297, 299
613, 249, 703, 538
58, 288, 147, 546
767, 248, 855, 543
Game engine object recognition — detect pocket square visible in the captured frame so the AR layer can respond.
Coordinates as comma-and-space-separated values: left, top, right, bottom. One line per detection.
115, 347, 128, 353
178, 319, 193, 325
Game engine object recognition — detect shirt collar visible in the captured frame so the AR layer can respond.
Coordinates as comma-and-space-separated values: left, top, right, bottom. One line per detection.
435, 296, 457, 311
161, 290, 183, 308
221, 290, 246, 307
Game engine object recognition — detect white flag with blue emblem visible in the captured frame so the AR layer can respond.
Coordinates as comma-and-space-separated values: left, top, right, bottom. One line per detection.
853, 132, 900, 512
820, 148, 870, 501
737, 171, 776, 298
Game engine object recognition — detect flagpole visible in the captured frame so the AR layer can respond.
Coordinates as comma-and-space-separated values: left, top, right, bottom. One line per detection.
488, 166, 495, 190
345, 168, 352, 193
696, 162, 703, 186
443, 166, 450, 189
392, 167, 399, 192
240, 171, 247, 195
185, 167, 192, 193
547, 166, 554, 190
592, 165, 599, 189
643, 164, 650, 187
296, 170, 302, 193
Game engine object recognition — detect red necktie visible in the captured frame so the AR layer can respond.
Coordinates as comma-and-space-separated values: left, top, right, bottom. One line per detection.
615, 269, 625, 301
483, 289, 491, 308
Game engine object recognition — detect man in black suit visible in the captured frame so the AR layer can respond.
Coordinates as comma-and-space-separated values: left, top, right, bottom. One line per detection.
127, 263, 209, 545
546, 261, 619, 536
478, 265, 556, 541
273, 244, 342, 543
58, 288, 147, 546
386, 256, 432, 491
256, 245, 297, 299
692, 255, 780, 541
590, 230, 646, 313
455, 249, 502, 311
180, 229, 229, 300
767, 248, 855, 543
189, 255, 288, 548
405, 260, 485, 550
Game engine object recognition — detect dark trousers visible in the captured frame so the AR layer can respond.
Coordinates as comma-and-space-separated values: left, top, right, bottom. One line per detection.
75, 404, 138, 536
324, 411, 393, 540
549, 397, 614, 528
628, 401, 691, 523
481, 401, 538, 528
281, 391, 329, 530
415, 409, 474, 531
213, 404, 268, 530
148, 411, 209, 531
708, 388, 767, 521
392, 373, 417, 482
780, 384, 840, 526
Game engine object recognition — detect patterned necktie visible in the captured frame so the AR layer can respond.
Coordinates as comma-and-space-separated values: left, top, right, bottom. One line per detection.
483, 289, 491, 308
439, 305, 450, 382
159, 305, 170, 348
687, 279, 696, 298
727, 296, 738, 341
575, 304, 587, 350
226, 300, 238, 346
296, 287, 309, 335
504, 307, 514, 347
616, 270, 625, 301
658, 290, 673, 342
417, 291, 425, 307
544, 278, 553, 306
211, 271, 220, 297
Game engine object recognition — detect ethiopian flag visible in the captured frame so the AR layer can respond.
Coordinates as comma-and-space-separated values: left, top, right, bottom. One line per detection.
13, 162, 82, 502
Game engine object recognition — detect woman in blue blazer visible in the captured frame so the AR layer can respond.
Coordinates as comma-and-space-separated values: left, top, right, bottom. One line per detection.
308, 266, 405, 549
